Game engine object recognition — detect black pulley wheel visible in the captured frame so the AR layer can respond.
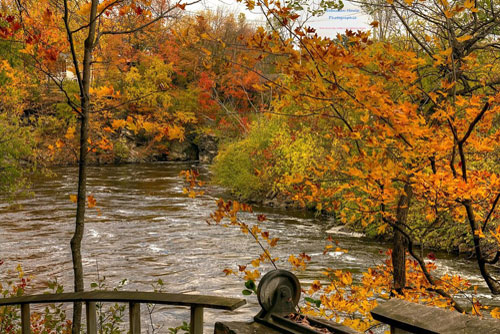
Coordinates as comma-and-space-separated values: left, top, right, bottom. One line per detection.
257, 269, 301, 315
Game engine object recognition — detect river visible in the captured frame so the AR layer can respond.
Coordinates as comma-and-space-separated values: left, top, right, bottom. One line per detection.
0, 162, 498, 332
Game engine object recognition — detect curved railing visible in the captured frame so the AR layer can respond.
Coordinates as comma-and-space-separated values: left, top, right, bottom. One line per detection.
0, 290, 246, 334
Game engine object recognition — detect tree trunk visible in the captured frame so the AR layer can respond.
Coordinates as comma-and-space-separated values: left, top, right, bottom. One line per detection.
392, 183, 412, 294
71, 1, 98, 333
463, 199, 500, 294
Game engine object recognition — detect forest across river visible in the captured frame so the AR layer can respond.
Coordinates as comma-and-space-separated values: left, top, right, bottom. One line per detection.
0, 162, 498, 331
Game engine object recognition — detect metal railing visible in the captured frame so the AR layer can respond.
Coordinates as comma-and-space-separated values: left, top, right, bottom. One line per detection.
0, 290, 246, 334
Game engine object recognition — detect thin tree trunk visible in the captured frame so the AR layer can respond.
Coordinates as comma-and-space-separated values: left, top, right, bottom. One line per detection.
71, 1, 98, 333
392, 183, 412, 294
463, 199, 500, 294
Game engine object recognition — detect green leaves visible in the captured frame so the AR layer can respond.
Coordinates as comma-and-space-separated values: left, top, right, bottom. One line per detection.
242, 279, 257, 296
304, 297, 321, 308
168, 321, 189, 334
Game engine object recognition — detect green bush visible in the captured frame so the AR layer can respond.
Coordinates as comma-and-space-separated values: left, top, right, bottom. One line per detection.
0, 114, 35, 199
211, 117, 281, 200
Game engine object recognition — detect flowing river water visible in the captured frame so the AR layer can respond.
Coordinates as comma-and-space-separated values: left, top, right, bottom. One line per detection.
0, 162, 498, 332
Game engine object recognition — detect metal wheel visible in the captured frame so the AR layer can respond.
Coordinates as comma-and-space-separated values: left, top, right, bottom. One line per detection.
257, 269, 301, 315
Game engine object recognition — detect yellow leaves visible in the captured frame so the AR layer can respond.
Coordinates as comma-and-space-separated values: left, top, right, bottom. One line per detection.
174, 111, 197, 124
463, 0, 474, 8
288, 253, 310, 270
78, 2, 92, 16
463, 0, 478, 11
441, 80, 456, 91
251, 225, 261, 235
457, 35, 472, 42
65, 127, 76, 140
360, 113, 370, 123
16, 264, 24, 279
166, 124, 185, 142
335, 270, 353, 286
112, 119, 127, 130
492, 307, 500, 319
223, 268, 235, 276
55, 139, 64, 149
70, 194, 97, 209
97, 138, 113, 151
377, 223, 389, 234
268, 237, 279, 247
42, 8, 52, 25
245, 0, 256, 10
240, 224, 249, 234
119, 5, 130, 16
243, 269, 260, 281
200, 47, 212, 56
347, 167, 364, 178
91, 85, 115, 98
491, 225, 500, 245
97, 0, 119, 13
310, 280, 322, 293
439, 48, 452, 57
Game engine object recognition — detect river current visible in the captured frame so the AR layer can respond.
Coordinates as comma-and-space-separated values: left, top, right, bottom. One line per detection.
0, 162, 498, 332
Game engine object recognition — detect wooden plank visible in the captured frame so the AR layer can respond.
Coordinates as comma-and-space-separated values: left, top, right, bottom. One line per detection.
214, 321, 282, 334
86, 302, 97, 334
0, 291, 245, 310
129, 302, 141, 334
371, 299, 500, 334
21, 303, 30, 334
190, 306, 203, 334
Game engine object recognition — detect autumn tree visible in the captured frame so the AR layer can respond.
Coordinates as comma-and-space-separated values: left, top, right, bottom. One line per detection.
0, 0, 200, 332
215, 0, 500, 310
0, 36, 38, 199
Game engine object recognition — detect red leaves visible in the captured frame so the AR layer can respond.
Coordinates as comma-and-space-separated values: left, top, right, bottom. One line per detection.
43, 47, 60, 62
87, 195, 97, 208
198, 71, 215, 91
134, 6, 143, 15
0, 15, 21, 39
427, 252, 436, 261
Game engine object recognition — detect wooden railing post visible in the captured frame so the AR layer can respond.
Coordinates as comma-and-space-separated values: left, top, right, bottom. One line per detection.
21, 303, 30, 334
129, 302, 141, 334
86, 302, 97, 334
190, 306, 203, 334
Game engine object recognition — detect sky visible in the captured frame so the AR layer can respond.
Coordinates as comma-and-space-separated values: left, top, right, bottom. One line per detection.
187, 0, 372, 37
188, 0, 266, 23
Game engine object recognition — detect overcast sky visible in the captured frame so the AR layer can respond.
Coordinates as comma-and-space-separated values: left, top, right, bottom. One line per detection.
186, 0, 372, 37
188, 0, 266, 23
